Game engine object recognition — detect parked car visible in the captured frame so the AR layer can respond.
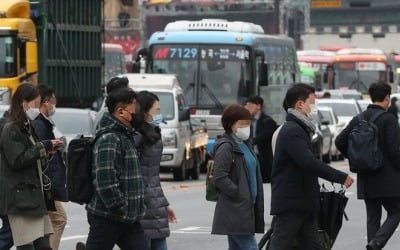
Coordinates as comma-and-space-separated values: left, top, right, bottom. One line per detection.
317, 89, 363, 100
51, 108, 97, 148
0, 105, 8, 117
357, 99, 372, 111
317, 106, 346, 161
312, 110, 333, 163
316, 98, 361, 125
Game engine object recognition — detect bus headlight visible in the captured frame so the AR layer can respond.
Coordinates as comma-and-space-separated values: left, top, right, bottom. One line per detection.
162, 131, 177, 148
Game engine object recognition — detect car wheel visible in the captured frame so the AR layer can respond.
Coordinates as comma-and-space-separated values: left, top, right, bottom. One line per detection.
190, 150, 201, 180
173, 154, 189, 181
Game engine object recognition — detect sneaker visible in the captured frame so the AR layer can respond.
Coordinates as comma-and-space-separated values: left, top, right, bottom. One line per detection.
76, 242, 86, 250
366, 240, 382, 250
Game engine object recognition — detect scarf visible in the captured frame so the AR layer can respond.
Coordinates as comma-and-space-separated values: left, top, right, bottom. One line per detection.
288, 108, 316, 135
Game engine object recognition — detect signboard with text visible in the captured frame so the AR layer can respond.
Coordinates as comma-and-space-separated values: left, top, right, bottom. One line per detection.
311, 0, 341, 8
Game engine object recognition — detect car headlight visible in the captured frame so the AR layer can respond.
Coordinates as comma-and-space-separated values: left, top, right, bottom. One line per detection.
162, 131, 177, 148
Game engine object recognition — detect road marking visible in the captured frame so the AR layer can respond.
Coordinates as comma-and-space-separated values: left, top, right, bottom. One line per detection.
61, 235, 87, 241
172, 226, 211, 234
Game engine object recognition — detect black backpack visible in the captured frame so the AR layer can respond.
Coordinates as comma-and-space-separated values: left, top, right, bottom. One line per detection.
66, 129, 117, 204
347, 110, 385, 174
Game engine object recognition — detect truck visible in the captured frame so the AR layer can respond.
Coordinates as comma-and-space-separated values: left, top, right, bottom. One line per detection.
0, 0, 103, 107
121, 73, 208, 181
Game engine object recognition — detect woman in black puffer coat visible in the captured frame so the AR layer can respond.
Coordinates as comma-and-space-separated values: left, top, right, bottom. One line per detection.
134, 91, 177, 250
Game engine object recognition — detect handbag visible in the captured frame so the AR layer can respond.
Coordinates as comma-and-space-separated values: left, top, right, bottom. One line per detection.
205, 160, 219, 202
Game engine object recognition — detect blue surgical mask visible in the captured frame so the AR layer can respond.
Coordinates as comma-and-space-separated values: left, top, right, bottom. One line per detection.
151, 114, 163, 127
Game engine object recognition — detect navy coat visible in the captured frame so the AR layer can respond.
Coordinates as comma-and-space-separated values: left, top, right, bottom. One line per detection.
271, 113, 347, 215
31, 113, 68, 201
134, 124, 170, 239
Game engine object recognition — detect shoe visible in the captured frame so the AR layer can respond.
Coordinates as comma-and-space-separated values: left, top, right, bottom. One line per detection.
366, 240, 382, 250
76, 242, 86, 250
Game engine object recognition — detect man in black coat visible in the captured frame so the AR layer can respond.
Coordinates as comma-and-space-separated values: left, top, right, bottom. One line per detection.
245, 96, 277, 183
31, 85, 68, 250
269, 84, 353, 250
336, 81, 400, 250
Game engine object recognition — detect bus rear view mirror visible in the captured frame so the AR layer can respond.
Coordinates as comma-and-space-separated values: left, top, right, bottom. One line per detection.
259, 63, 268, 86
179, 108, 190, 122
387, 66, 394, 83
323, 72, 328, 83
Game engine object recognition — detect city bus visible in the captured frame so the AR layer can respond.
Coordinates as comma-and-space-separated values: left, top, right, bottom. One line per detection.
135, 19, 299, 151
388, 54, 400, 92
103, 43, 126, 84
330, 48, 393, 93
297, 50, 335, 89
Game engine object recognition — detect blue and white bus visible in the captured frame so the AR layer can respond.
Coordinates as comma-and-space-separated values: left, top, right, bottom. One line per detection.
136, 19, 299, 152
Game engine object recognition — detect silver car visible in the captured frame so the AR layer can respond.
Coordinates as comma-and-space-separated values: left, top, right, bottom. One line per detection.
318, 106, 346, 161
51, 108, 97, 148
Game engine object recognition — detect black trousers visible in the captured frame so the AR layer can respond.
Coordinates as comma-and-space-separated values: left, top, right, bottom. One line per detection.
364, 198, 400, 247
86, 213, 149, 250
268, 212, 322, 250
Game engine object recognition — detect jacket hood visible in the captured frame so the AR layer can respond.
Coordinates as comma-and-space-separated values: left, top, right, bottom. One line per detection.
96, 112, 133, 136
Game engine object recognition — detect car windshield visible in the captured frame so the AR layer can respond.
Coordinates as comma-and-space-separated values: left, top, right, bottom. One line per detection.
52, 111, 92, 135
0, 36, 17, 78
317, 102, 358, 117
152, 92, 174, 120
150, 44, 251, 108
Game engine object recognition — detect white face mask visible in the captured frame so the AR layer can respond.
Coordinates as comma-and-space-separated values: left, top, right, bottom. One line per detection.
26, 107, 40, 120
48, 104, 56, 117
235, 126, 251, 140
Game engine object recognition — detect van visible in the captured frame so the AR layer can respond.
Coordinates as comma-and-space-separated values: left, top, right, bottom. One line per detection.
121, 73, 208, 181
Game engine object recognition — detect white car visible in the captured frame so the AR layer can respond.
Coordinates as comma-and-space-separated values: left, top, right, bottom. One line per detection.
357, 99, 372, 111
316, 98, 362, 125
317, 106, 346, 160
51, 108, 97, 148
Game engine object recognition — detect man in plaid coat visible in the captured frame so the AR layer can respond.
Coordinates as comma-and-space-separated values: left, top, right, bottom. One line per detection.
84, 88, 148, 250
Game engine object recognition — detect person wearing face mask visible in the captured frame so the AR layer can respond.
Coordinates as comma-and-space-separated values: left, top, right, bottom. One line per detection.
245, 95, 278, 183
268, 83, 354, 250
84, 88, 148, 250
0, 83, 62, 250
133, 91, 177, 250
211, 104, 264, 250
336, 81, 400, 250
30, 85, 67, 250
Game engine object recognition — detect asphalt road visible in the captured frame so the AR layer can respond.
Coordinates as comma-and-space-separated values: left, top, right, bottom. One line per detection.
7, 160, 400, 249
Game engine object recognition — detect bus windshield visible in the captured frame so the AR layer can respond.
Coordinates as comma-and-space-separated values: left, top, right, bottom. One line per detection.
150, 44, 251, 108
104, 48, 126, 83
334, 62, 386, 92
0, 36, 17, 78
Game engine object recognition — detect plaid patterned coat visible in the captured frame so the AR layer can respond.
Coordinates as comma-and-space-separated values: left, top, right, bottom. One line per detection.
86, 112, 145, 223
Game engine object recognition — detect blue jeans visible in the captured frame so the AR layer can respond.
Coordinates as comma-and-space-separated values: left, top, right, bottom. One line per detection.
227, 235, 258, 250
150, 238, 168, 250
0, 216, 13, 250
